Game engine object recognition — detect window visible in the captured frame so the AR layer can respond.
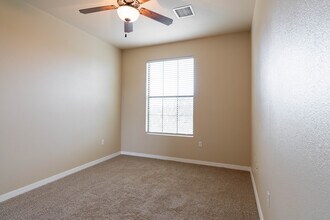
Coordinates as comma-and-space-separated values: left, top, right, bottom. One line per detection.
146, 57, 194, 136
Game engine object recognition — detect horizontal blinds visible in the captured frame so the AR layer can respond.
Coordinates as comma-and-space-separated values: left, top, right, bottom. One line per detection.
147, 58, 194, 135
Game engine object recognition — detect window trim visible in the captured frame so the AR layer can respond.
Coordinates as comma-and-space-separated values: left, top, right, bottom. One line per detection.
145, 56, 195, 137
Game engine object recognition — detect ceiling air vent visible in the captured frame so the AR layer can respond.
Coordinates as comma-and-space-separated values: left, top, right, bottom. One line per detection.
173, 5, 195, 19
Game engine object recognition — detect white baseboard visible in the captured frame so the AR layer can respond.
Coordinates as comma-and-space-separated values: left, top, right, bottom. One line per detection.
250, 171, 264, 220
121, 151, 251, 172
0, 151, 121, 203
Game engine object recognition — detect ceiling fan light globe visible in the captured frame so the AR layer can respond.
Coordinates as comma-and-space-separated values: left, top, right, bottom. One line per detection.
117, 6, 140, 22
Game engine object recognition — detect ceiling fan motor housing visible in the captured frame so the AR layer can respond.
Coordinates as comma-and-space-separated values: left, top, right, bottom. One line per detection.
118, 0, 140, 9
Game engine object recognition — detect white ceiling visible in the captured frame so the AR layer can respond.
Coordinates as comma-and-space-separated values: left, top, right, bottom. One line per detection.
25, 0, 255, 49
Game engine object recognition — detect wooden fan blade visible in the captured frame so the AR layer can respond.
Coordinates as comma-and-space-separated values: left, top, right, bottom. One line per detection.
79, 5, 117, 14
138, 0, 150, 4
124, 21, 133, 33
139, 8, 173, 26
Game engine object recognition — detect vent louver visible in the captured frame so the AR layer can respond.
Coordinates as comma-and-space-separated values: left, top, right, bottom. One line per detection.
173, 5, 195, 19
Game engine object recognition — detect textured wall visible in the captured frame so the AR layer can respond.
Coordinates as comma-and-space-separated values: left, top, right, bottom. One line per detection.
121, 33, 251, 166
252, 0, 330, 219
0, 0, 121, 195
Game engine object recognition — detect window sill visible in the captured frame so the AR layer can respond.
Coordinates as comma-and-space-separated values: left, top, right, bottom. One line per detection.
147, 132, 194, 138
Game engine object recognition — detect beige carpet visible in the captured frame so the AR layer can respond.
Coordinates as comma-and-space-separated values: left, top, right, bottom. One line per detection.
0, 155, 259, 219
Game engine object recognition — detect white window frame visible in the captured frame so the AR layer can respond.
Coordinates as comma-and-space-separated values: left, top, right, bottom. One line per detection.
145, 57, 195, 137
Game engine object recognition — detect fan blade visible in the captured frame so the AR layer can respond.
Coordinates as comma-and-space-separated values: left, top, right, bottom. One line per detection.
79, 5, 117, 14
139, 8, 173, 25
124, 21, 133, 33
138, 0, 150, 4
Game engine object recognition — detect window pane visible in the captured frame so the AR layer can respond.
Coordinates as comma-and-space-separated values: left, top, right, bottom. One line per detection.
163, 116, 177, 134
178, 97, 193, 116
178, 58, 194, 96
149, 115, 162, 133
149, 98, 162, 115
163, 98, 177, 116
148, 62, 163, 96
178, 116, 193, 135
178, 97, 193, 135
163, 60, 178, 96
163, 98, 177, 133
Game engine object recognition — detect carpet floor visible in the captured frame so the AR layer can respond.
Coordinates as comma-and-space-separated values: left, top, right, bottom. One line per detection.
0, 155, 259, 220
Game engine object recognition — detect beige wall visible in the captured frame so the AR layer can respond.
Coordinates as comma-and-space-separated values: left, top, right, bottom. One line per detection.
121, 33, 251, 166
0, 0, 121, 195
252, 0, 330, 219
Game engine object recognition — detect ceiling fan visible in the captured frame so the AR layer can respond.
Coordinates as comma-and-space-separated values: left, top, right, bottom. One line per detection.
79, 0, 173, 37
